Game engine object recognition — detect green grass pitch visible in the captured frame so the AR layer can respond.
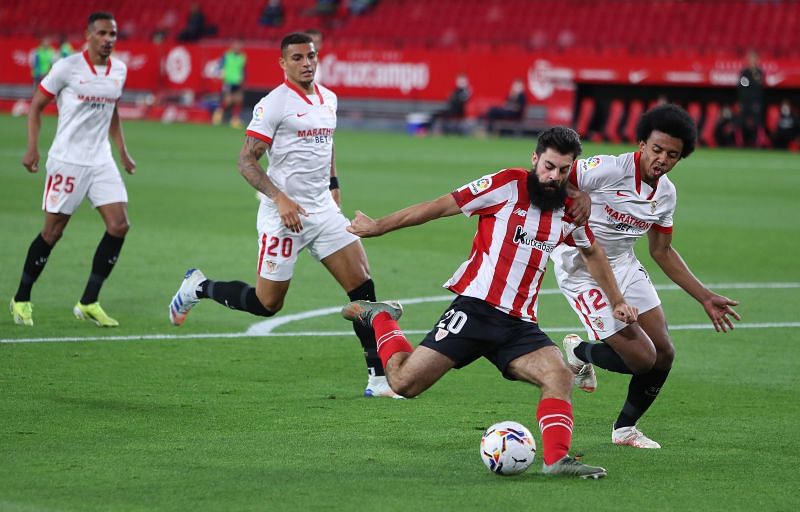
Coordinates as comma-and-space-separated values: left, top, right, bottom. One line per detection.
1, 113, 799, 511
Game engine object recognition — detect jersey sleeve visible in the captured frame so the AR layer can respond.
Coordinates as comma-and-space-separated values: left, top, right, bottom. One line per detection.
245, 94, 282, 145
562, 222, 595, 248
451, 168, 522, 217
569, 155, 623, 193
38, 58, 70, 98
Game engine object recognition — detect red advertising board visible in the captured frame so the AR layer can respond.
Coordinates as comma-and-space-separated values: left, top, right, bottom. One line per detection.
3, 37, 799, 125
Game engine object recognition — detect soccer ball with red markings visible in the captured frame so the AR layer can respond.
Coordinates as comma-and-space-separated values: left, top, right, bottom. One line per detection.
480, 421, 536, 475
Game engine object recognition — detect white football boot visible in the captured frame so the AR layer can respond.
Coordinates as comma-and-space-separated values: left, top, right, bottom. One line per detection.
562, 334, 597, 393
169, 268, 207, 326
612, 425, 661, 449
364, 375, 405, 399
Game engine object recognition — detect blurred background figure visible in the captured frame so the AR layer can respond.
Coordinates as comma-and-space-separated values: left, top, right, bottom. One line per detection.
213, 41, 247, 128
737, 49, 765, 147
771, 99, 799, 150
348, 0, 378, 16
58, 35, 73, 59
714, 105, 739, 147
260, 0, 285, 27
305, 28, 324, 84
30, 36, 55, 87
484, 78, 527, 135
430, 73, 471, 135
178, 2, 217, 42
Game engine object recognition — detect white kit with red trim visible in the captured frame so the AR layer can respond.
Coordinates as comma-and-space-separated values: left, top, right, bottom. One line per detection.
445, 168, 594, 323
245, 80, 338, 213
551, 151, 676, 340
552, 151, 676, 272
38, 50, 127, 166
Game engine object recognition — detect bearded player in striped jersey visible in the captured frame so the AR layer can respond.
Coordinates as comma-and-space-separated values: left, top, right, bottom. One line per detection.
341, 127, 638, 478
551, 104, 740, 449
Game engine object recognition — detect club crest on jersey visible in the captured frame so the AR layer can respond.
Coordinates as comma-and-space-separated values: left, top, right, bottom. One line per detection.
434, 328, 449, 341
468, 177, 492, 195
581, 157, 602, 171
253, 106, 264, 121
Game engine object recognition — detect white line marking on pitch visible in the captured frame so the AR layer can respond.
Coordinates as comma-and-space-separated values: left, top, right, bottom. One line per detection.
2, 282, 798, 344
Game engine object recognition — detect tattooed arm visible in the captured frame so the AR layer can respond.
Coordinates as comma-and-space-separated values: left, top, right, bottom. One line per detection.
238, 135, 307, 233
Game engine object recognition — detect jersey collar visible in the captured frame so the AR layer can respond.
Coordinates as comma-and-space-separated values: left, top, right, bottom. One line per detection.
633, 151, 659, 200
284, 79, 324, 105
82, 50, 112, 76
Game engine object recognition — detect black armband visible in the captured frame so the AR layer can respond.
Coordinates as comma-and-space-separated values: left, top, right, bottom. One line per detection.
329, 176, 340, 190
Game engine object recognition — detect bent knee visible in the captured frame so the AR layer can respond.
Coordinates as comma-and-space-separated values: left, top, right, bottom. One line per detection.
107, 221, 130, 238
388, 376, 420, 398
259, 298, 283, 313
654, 343, 675, 370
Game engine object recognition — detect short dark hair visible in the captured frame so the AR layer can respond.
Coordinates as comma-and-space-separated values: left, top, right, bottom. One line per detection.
636, 104, 697, 158
88, 12, 114, 27
535, 126, 582, 159
281, 32, 313, 53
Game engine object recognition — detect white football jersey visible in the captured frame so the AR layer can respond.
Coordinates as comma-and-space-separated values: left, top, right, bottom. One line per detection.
446, 168, 594, 322
246, 80, 337, 213
39, 50, 127, 166
551, 151, 677, 276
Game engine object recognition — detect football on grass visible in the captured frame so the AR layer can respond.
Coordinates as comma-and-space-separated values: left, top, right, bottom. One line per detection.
480, 421, 536, 475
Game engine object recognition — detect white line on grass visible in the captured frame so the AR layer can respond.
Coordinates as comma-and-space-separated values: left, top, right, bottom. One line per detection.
2, 282, 798, 344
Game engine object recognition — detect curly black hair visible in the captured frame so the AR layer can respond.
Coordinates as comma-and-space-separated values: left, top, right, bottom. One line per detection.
636, 104, 697, 158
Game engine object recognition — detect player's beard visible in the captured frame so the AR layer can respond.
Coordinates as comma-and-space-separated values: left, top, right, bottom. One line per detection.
527, 172, 567, 211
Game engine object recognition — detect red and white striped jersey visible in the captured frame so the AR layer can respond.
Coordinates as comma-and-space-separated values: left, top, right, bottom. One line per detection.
445, 168, 594, 322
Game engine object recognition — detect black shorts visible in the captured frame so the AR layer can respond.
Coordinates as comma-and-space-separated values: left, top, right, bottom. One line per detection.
419, 295, 554, 380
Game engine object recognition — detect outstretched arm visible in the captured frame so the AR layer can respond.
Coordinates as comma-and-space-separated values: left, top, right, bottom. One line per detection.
238, 135, 307, 233
110, 103, 136, 174
578, 241, 638, 323
347, 193, 462, 238
648, 229, 740, 332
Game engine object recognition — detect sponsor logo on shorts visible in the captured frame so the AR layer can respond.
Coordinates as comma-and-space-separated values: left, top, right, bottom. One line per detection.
434, 328, 449, 341
468, 177, 492, 195
592, 317, 605, 330
264, 260, 278, 274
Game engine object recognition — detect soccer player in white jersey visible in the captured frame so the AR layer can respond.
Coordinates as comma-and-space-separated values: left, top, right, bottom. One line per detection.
168, 32, 395, 397
11, 12, 135, 328
551, 104, 741, 449
340, 127, 638, 479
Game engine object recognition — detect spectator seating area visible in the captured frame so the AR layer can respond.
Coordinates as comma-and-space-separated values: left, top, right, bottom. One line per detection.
575, 98, 787, 148
1, 0, 798, 57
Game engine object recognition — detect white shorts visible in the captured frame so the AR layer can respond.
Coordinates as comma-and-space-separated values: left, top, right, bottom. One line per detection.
256, 202, 360, 281
554, 253, 661, 341
42, 157, 127, 215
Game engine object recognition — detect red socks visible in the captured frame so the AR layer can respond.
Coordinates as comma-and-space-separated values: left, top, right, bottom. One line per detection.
537, 398, 574, 465
372, 312, 413, 368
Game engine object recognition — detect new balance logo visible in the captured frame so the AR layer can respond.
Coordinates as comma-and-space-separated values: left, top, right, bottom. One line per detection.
513, 208, 527, 217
